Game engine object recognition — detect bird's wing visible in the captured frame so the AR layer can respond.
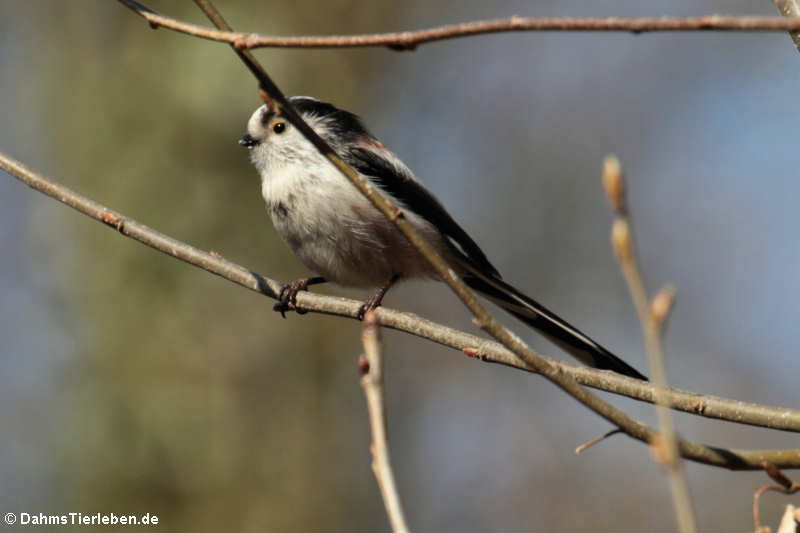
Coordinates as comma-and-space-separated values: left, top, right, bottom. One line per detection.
342, 141, 647, 380
344, 144, 500, 278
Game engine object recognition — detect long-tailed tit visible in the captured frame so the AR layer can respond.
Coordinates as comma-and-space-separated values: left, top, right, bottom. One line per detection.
240, 96, 646, 380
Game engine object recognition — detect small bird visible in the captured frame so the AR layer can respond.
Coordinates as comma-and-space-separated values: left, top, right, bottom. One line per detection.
240, 96, 646, 380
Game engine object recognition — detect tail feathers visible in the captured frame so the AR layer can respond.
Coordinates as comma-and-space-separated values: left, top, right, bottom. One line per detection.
463, 274, 647, 381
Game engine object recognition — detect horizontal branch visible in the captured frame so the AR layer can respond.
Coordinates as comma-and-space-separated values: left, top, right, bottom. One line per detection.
3, 150, 800, 471
118, 1, 800, 51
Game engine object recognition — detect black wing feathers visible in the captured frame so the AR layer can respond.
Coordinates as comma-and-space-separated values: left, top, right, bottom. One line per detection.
294, 96, 645, 379
463, 274, 648, 380
345, 145, 500, 278
289, 97, 496, 273
291, 96, 496, 276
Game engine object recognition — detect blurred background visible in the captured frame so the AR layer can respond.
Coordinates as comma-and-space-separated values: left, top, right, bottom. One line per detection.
1, 0, 798, 531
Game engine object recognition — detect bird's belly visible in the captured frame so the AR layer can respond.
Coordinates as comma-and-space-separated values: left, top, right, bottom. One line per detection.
266, 190, 444, 288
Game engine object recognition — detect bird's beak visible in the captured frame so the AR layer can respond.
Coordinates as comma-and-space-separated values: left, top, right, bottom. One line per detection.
239, 134, 258, 147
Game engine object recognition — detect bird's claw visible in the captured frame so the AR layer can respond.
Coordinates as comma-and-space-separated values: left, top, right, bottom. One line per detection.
356, 274, 400, 320
273, 279, 312, 318
356, 293, 383, 321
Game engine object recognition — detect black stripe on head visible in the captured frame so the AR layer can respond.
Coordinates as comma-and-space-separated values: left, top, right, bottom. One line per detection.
259, 106, 277, 126
288, 96, 370, 142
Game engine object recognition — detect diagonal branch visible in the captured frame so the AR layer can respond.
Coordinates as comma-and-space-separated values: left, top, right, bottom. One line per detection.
3, 150, 798, 435
116, 1, 800, 51
0, 148, 800, 470
3, 150, 800, 470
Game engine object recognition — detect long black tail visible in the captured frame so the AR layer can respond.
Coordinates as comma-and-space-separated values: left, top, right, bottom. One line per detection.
464, 274, 647, 380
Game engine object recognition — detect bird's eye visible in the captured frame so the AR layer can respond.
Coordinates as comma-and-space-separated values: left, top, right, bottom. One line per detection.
272, 122, 286, 134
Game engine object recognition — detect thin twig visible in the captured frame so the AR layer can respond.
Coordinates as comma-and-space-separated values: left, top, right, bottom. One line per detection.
575, 429, 623, 454
604, 156, 697, 533
117, 1, 800, 51
3, 151, 800, 470
773, 0, 800, 54
190, 0, 274, 91
753, 463, 800, 532
360, 311, 411, 533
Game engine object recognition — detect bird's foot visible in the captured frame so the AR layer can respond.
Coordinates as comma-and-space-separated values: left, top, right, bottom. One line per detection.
356, 291, 385, 321
356, 274, 400, 320
273, 277, 325, 318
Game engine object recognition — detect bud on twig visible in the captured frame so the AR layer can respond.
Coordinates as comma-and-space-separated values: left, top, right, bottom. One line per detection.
651, 285, 677, 327
358, 354, 370, 375
611, 218, 633, 265
603, 155, 626, 214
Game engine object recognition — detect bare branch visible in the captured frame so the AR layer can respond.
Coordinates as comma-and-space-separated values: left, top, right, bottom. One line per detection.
360, 311, 411, 533
2, 150, 796, 430
604, 156, 697, 533
118, 1, 800, 51
3, 149, 800, 470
